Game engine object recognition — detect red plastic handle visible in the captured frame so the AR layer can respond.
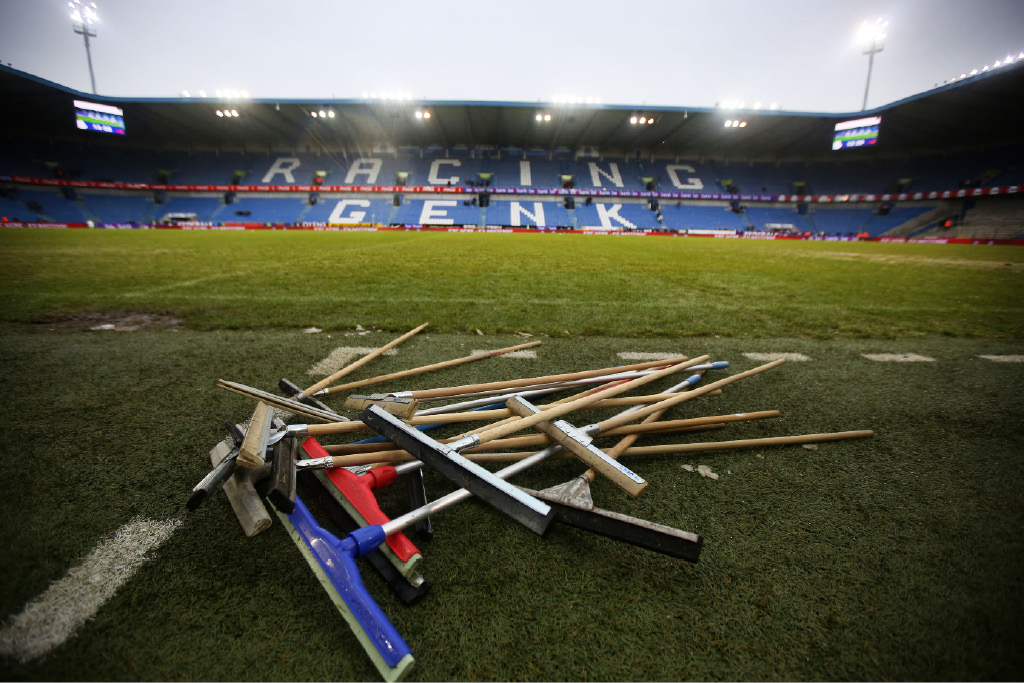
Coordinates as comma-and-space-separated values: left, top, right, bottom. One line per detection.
300, 438, 420, 563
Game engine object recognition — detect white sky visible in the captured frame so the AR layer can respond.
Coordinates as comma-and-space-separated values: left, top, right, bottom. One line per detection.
1, 0, 1022, 113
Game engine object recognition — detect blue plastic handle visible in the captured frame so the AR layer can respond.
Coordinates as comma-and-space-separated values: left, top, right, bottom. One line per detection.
710, 361, 731, 369
684, 373, 703, 386
287, 496, 410, 668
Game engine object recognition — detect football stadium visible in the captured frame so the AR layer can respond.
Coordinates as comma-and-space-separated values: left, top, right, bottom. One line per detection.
0, 6, 1022, 682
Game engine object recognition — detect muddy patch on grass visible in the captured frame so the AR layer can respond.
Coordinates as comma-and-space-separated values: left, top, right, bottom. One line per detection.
34, 311, 183, 332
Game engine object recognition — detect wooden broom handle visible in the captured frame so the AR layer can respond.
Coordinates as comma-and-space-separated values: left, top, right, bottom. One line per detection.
319, 411, 782, 464
587, 397, 676, 481
301, 386, 724, 437
400, 356, 691, 400
322, 411, 781, 457
596, 358, 786, 433
323, 340, 542, 395
462, 355, 710, 447
302, 322, 428, 396
429, 430, 876, 463
608, 430, 875, 456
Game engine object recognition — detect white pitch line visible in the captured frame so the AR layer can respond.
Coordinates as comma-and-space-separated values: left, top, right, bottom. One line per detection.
471, 349, 537, 359
0, 517, 182, 663
308, 346, 398, 376
978, 355, 1024, 363
743, 352, 812, 362
617, 352, 681, 361
862, 353, 936, 362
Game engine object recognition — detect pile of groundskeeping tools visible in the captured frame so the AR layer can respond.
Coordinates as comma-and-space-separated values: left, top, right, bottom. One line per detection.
187, 323, 873, 682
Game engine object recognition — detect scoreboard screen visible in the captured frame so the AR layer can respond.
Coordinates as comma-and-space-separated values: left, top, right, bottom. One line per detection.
74, 99, 126, 135
832, 116, 879, 150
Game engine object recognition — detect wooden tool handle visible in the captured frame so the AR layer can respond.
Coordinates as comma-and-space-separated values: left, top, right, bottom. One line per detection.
302, 322, 428, 396
210, 438, 271, 537
404, 356, 691, 400
324, 340, 542, 395
623, 430, 876, 455
507, 396, 648, 497
585, 395, 676, 483
468, 355, 710, 446
423, 430, 877, 463
597, 358, 786, 433
236, 402, 273, 468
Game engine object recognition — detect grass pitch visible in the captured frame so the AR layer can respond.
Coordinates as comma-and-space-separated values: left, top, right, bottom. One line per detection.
0, 227, 1022, 681
1, 228, 1021, 338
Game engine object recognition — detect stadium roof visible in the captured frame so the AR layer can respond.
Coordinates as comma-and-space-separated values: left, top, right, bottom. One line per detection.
2, 62, 1022, 162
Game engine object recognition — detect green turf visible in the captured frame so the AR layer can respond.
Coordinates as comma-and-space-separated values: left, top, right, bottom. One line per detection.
1, 228, 1021, 338
0, 324, 1022, 681
0, 228, 1021, 680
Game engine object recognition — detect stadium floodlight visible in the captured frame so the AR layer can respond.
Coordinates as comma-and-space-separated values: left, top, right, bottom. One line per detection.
69, 0, 99, 94
858, 18, 887, 111
630, 116, 637, 124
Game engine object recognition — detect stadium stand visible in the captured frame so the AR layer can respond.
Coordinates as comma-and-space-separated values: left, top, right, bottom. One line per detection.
922, 195, 1024, 239
0, 62, 1020, 239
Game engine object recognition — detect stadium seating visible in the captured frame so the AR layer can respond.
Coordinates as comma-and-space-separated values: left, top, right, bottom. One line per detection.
5, 143, 1021, 196
2, 137, 1020, 237
81, 192, 155, 224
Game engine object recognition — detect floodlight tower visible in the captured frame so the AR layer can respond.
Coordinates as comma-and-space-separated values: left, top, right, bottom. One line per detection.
69, 0, 99, 94
858, 18, 887, 111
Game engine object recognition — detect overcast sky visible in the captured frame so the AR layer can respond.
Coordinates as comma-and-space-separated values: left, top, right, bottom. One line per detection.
1, 0, 1022, 113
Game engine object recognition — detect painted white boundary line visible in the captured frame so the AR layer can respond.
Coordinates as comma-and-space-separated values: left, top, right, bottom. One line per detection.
308, 346, 397, 376
862, 353, 936, 362
743, 352, 812, 362
0, 517, 182, 662
471, 349, 537, 359
617, 352, 681, 361
978, 355, 1024, 363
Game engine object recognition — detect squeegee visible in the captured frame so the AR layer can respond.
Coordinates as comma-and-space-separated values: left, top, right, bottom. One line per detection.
274, 405, 717, 678
360, 357, 709, 534
273, 495, 415, 682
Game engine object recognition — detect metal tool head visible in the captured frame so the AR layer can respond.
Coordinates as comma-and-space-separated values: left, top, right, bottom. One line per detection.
344, 394, 420, 419
360, 405, 557, 537
522, 486, 703, 562
297, 467, 431, 606
262, 432, 297, 514
278, 376, 336, 413
185, 423, 248, 511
